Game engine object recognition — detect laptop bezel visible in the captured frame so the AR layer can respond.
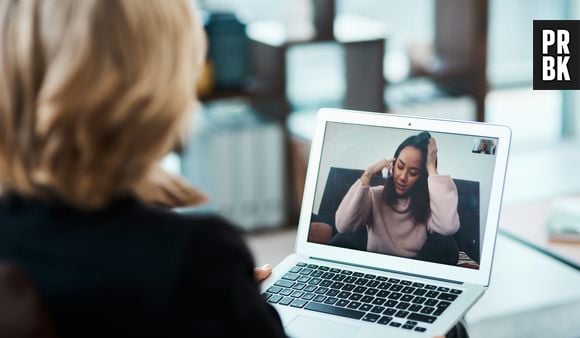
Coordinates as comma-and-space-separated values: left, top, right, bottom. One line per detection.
295, 108, 511, 286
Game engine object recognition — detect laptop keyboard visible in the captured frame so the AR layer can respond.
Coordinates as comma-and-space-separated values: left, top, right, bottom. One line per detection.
262, 262, 462, 333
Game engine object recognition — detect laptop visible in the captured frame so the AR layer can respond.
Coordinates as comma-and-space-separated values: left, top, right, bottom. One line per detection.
261, 108, 511, 337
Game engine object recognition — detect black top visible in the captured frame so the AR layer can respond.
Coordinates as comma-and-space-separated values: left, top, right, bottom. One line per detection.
0, 194, 285, 338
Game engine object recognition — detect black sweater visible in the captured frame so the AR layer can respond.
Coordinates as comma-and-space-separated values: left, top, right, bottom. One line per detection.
0, 194, 285, 338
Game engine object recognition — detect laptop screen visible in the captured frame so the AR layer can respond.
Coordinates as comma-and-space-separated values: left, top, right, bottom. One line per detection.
307, 121, 498, 271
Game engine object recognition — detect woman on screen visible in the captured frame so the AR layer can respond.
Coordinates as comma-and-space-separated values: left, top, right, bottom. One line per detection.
335, 131, 460, 263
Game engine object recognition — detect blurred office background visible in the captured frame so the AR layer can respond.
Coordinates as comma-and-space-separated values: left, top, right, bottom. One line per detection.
169, 1, 580, 337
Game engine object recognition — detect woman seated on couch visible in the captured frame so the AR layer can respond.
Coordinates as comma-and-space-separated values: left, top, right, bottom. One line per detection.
334, 132, 460, 265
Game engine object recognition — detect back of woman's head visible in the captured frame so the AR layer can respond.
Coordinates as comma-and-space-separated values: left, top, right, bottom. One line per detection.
0, 0, 205, 209
383, 131, 432, 223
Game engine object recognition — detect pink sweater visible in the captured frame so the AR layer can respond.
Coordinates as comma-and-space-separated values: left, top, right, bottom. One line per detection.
335, 175, 460, 257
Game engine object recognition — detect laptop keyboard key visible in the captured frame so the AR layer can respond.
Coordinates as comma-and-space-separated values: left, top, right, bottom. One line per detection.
296, 262, 307, 267
388, 292, 402, 300
396, 302, 410, 310
370, 306, 385, 314
326, 289, 339, 297
409, 304, 422, 312
311, 271, 323, 278
426, 291, 439, 298
289, 266, 302, 273
336, 299, 350, 307
438, 293, 458, 301
304, 302, 365, 320
275, 280, 294, 288
347, 301, 362, 309
338, 291, 352, 299
282, 273, 299, 281
402, 324, 414, 330
308, 278, 322, 285
401, 295, 414, 302
365, 288, 379, 296
342, 284, 355, 291
415, 327, 427, 332
362, 313, 380, 322
290, 299, 307, 308
378, 316, 392, 325
451, 289, 463, 295
377, 290, 390, 298
421, 306, 435, 314
353, 272, 364, 277
279, 296, 294, 306
360, 304, 373, 312
389, 322, 402, 328
395, 310, 410, 318
324, 297, 338, 305
280, 289, 293, 296
413, 289, 427, 296
372, 298, 386, 305
348, 293, 362, 301
320, 280, 333, 287
292, 283, 306, 290
302, 293, 315, 301
437, 287, 450, 292
425, 299, 438, 307
361, 295, 374, 303
267, 286, 282, 294
268, 295, 283, 304
291, 291, 305, 298
304, 285, 317, 292
408, 313, 437, 323
383, 308, 397, 316
313, 295, 326, 302
297, 276, 311, 283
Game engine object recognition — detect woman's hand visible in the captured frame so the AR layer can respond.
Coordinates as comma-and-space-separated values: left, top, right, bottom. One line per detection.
361, 158, 395, 186
426, 137, 438, 176
254, 264, 273, 283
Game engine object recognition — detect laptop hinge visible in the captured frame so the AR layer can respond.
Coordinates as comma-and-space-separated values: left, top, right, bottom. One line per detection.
309, 256, 464, 285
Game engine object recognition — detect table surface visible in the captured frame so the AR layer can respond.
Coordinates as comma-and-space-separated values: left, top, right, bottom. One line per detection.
500, 198, 580, 269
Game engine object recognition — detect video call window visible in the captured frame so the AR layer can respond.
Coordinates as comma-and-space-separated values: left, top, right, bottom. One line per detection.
307, 122, 498, 270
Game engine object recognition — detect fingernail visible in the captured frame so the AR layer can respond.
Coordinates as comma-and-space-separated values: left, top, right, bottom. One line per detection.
262, 264, 272, 269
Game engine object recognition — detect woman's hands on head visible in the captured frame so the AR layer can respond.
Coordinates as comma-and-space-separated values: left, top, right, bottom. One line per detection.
361, 158, 395, 186
426, 137, 438, 176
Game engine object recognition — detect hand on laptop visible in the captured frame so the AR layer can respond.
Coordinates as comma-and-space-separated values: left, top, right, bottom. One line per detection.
254, 264, 272, 283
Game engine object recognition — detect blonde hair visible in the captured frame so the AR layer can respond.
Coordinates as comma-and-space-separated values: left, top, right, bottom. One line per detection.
0, 0, 206, 209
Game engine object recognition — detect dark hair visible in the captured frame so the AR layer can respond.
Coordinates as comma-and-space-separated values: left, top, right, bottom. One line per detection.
382, 131, 432, 223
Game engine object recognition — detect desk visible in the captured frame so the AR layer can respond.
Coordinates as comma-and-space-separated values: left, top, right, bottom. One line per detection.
500, 198, 580, 269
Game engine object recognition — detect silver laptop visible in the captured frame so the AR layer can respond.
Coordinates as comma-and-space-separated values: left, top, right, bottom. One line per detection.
261, 109, 511, 337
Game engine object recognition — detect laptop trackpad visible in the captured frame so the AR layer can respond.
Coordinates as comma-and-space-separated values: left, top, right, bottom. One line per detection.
286, 315, 360, 338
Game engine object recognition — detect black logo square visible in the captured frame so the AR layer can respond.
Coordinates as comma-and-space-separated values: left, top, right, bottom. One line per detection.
533, 20, 580, 90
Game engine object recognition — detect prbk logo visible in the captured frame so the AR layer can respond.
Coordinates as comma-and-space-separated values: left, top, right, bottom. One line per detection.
533, 20, 580, 90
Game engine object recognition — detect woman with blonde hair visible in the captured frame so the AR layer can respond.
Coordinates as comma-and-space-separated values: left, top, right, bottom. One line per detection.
0, 1, 284, 337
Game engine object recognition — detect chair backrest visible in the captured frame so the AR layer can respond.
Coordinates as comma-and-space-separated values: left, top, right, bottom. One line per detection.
316, 167, 480, 263
0, 262, 57, 338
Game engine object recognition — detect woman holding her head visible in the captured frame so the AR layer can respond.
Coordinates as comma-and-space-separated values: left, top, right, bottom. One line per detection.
0, 1, 283, 337
335, 132, 460, 263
